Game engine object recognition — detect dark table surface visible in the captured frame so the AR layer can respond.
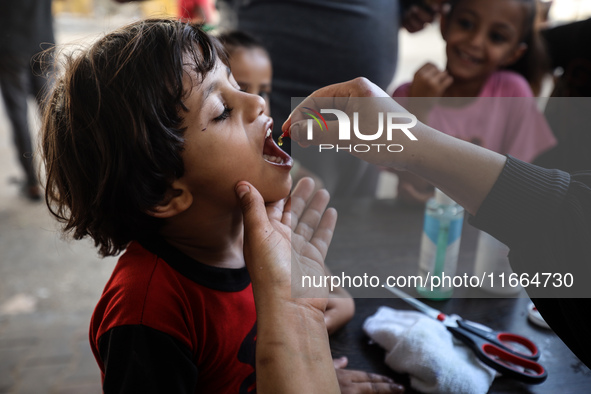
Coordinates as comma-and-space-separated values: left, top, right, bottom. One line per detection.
325, 197, 591, 393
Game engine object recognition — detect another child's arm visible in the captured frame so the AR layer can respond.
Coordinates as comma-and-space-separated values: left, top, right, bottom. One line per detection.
395, 170, 434, 206
333, 357, 404, 393
324, 275, 355, 335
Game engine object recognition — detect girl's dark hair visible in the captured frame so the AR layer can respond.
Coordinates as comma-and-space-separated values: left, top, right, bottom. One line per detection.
42, 19, 225, 257
447, 0, 549, 95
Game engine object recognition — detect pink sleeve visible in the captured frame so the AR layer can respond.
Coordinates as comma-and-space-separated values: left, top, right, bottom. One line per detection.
502, 98, 557, 163
483, 71, 534, 97
505, 73, 534, 97
480, 72, 556, 162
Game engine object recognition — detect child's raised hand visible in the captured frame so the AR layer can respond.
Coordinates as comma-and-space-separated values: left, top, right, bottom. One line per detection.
396, 171, 435, 206
402, 1, 443, 33
325, 286, 356, 335
409, 63, 453, 98
333, 357, 405, 393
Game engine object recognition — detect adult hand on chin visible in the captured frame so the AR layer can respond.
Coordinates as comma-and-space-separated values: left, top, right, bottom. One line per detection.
236, 177, 340, 393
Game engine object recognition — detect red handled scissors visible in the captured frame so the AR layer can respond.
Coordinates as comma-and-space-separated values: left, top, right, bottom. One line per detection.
384, 286, 547, 384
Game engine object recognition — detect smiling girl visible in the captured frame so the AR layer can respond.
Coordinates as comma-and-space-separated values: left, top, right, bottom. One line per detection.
392, 0, 556, 204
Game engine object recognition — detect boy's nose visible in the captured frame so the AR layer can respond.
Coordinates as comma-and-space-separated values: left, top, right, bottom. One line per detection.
245, 92, 266, 122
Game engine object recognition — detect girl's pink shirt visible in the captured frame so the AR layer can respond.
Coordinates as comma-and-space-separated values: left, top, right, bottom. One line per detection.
393, 71, 557, 163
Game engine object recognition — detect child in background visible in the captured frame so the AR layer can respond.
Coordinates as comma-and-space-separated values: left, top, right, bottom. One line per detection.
218, 31, 272, 116
393, 0, 556, 204
218, 29, 354, 335
41, 20, 398, 392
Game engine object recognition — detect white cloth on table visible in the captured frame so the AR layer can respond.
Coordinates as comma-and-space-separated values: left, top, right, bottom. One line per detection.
363, 306, 496, 394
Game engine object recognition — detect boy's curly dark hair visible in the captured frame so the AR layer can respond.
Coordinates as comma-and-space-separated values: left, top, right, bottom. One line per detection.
42, 19, 225, 257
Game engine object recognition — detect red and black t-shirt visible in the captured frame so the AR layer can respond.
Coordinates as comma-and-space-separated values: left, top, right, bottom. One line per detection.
90, 238, 257, 393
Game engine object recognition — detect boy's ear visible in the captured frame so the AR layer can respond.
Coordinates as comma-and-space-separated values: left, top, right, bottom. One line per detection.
502, 43, 527, 66
147, 180, 193, 219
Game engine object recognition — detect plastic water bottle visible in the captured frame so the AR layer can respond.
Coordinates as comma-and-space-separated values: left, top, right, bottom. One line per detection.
473, 230, 522, 295
416, 189, 464, 300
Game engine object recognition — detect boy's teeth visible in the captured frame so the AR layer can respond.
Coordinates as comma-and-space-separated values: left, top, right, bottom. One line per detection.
263, 154, 283, 164
266, 128, 272, 138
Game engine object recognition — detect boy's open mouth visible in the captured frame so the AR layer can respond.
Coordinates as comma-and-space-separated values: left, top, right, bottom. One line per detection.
263, 127, 293, 167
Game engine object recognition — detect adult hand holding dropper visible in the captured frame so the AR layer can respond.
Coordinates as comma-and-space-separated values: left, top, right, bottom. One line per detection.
282, 77, 506, 216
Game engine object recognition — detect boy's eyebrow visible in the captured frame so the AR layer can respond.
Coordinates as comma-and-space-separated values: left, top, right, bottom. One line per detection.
203, 81, 217, 103
202, 66, 232, 102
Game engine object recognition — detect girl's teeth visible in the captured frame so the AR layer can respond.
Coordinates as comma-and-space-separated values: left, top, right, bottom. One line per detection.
460, 51, 478, 62
266, 128, 272, 138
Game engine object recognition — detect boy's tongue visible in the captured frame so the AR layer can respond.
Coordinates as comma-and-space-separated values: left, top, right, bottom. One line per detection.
263, 134, 292, 166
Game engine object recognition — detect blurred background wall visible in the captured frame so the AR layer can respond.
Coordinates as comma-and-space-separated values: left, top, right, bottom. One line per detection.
53, 0, 178, 18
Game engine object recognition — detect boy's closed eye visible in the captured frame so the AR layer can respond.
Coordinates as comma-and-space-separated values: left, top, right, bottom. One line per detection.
213, 105, 233, 122
206, 70, 240, 123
